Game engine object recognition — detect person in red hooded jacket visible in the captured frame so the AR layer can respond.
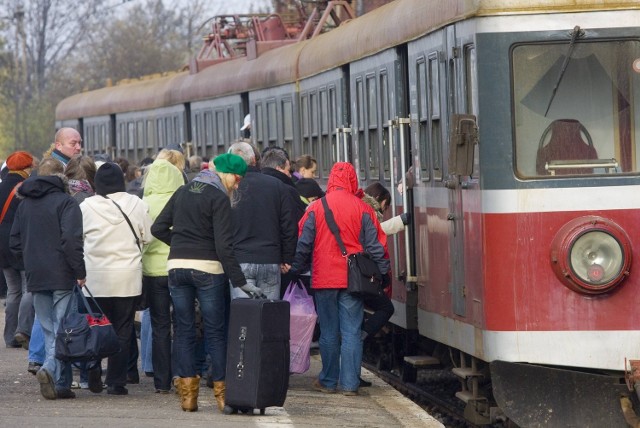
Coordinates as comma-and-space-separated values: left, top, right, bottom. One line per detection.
291, 162, 389, 396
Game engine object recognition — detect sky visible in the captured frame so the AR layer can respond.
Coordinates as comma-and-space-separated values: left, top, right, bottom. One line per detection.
113, 0, 274, 15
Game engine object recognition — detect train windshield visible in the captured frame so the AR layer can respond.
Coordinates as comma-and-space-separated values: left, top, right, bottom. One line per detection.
512, 40, 640, 178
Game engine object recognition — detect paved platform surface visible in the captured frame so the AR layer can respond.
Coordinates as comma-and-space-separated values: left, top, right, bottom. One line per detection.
0, 301, 444, 427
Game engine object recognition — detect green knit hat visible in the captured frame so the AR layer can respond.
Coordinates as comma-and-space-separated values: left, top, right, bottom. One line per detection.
213, 153, 247, 176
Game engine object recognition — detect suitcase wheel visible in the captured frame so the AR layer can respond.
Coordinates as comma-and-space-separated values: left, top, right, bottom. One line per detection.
223, 405, 238, 415
260, 408, 266, 415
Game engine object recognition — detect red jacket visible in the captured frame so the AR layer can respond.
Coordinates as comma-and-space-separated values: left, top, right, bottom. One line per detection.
293, 162, 389, 289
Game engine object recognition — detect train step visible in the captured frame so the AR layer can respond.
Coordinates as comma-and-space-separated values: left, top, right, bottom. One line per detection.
404, 355, 440, 368
452, 367, 483, 379
455, 390, 488, 404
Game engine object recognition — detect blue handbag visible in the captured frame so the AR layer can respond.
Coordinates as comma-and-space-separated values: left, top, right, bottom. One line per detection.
55, 285, 121, 362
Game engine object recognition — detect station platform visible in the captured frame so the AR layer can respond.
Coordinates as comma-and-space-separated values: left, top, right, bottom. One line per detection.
0, 305, 443, 427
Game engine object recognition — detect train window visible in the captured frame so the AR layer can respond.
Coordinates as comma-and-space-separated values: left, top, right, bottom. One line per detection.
227, 109, 235, 144
267, 101, 277, 143
464, 45, 480, 180
204, 112, 213, 148
216, 110, 225, 149
310, 92, 319, 159
165, 117, 173, 147
136, 120, 144, 161
283, 99, 294, 155
254, 103, 264, 149
146, 120, 155, 154
512, 40, 640, 177
327, 86, 337, 175
320, 89, 329, 177
367, 75, 379, 179
301, 94, 310, 153
128, 122, 135, 153
380, 72, 391, 180
417, 58, 430, 180
429, 54, 443, 181
356, 78, 366, 177
156, 120, 164, 148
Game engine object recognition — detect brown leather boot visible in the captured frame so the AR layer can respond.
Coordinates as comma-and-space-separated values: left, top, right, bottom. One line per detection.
213, 381, 226, 412
176, 376, 200, 412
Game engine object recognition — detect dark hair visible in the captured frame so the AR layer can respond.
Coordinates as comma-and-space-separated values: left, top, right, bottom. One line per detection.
364, 182, 391, 210
261, 145, 289, 161
295, 154, 317, 171
115, 157, 130, 176
65, 155, 97, 190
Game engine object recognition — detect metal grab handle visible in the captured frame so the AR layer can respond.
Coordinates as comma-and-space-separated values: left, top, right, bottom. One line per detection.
388, 119, 400, 279
335, 127, 351, 163
397, 117, 414, 283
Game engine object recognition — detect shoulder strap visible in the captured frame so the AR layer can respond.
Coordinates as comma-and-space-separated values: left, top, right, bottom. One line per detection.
104, 196, 141, 251
321, 197, 347, 256
0, 185, 19, 224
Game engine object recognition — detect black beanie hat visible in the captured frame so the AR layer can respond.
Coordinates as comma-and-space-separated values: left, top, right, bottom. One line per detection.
295, 178, 325, 199
95, 162, 125, 196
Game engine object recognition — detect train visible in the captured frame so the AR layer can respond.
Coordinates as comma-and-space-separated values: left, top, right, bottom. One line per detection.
56, 0, 640, 426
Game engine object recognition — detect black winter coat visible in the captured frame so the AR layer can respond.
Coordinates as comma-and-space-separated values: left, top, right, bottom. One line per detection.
0, 173, 26, 269
231, 167, 297, 264
261, 167, 306, 224
151, 174, 247, 288
9, 175, 86, 292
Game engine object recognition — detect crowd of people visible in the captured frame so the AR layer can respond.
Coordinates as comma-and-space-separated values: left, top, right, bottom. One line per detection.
0, 126, 411, 412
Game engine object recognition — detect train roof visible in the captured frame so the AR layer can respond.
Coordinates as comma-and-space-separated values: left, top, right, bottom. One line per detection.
56, 0, 640, 121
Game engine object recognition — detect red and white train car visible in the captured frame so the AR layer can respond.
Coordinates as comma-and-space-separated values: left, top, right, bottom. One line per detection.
56, 0, 640, 425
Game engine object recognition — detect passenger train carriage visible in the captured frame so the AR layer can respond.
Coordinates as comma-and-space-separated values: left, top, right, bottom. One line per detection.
56, 1, 640, 426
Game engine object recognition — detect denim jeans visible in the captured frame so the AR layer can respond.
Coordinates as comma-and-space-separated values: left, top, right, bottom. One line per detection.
144, 275, 172, 390
140, 308, 153, 373
28, 316, 45, 364
3, 267, 34, 345
231, 263, 280, 300
169, 269, 229, 381
32, 289, 73, 389
314, 289, 363, 392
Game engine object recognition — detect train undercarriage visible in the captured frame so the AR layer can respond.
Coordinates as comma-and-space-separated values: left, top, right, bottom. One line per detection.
363, 322, 638, 427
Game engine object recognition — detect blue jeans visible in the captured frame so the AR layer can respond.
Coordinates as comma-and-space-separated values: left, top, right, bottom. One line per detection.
3, 267, 34, 345
32, 289, 73, 389
140, 309, 153, 373
231, 263, 280, 300
314, 289, 363, 392
28, 316, 45, 364
169, 269, 229, 381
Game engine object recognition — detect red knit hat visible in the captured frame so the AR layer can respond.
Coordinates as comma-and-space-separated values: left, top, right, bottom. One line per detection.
6, 151, 33, 171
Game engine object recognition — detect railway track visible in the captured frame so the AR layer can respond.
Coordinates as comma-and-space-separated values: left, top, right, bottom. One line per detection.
363, 361, 481, 428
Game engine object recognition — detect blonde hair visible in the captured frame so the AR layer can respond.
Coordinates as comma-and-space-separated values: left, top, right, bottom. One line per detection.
156, 149, 185, 172
37, 158, 64, 176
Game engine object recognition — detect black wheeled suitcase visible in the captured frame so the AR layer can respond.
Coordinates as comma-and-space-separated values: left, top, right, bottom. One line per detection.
224, 298, 290, 415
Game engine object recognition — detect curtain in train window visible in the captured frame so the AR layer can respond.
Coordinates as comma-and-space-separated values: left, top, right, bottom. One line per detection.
310, 92, 319, 160
513, 40, 640, 177
356, 78, 365, 176
417, 58, 430, 181
367, 75, 379, 179
267, 101, 278, 145
429, 54, 443, 181
282, 99, 293, 157
380, 72, 391, 180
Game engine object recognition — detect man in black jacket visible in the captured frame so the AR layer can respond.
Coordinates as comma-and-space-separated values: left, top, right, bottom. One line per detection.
10, 159, 86, 400
228, 142, 298, 300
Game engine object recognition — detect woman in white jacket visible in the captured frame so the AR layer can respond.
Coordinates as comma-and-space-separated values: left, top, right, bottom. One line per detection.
80, 162, 153, 396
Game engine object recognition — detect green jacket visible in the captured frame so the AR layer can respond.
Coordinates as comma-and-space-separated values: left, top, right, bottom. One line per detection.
142, 159, 185, 276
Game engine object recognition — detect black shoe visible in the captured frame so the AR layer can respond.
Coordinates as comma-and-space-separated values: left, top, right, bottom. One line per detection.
6, 341, 21, 349
359, 377, 372, 388
107, 385, 128, 395
55, 388, 76, 399
87, 366, 103, 393
27, 362, 42, 375
126, 373, 139, 384
36, 368, 57, 400
145, 371, 154, 377
14, 332, 29, 350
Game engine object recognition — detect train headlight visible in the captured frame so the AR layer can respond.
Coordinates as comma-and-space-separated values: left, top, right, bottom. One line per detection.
550, 216, 631, 294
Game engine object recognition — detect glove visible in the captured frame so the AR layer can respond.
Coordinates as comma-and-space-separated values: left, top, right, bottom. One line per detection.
381, 272, 392, 289
240, 283, 266, 299
400, 212, 412, 226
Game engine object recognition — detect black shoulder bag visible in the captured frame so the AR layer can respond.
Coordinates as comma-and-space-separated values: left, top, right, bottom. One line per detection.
320, 197, 382, 297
